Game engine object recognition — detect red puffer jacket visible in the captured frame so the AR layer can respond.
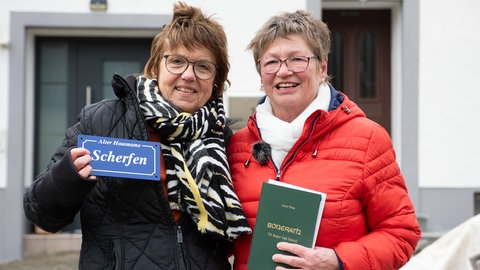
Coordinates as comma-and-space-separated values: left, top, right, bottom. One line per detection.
227, 91, 421, 270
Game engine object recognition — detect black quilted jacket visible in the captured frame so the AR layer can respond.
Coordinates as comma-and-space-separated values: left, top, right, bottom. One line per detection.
23, 74, 232, 270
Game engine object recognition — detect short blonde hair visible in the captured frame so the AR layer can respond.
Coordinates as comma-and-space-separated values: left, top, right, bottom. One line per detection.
247, 10, 330, 77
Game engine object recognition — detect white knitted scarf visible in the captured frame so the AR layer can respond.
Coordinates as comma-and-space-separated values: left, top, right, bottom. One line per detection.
256, 83, 331, 167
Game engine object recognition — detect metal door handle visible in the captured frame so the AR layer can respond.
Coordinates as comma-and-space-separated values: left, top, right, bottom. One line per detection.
86, 86, 92, 105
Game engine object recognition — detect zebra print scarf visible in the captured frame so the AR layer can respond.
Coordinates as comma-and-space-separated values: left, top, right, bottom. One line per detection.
136, 76, 251, 240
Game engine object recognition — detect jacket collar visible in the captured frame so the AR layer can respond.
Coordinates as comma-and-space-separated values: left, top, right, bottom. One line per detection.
111, 73, 137, 99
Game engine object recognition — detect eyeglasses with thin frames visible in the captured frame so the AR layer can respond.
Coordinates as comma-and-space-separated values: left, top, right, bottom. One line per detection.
163, 54, 218, 80
258, 56, 318, 74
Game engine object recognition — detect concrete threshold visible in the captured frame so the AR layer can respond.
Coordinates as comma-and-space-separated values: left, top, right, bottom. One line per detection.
23, 233, 81, 258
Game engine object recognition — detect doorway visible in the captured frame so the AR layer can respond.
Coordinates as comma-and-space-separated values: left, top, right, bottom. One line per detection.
323, 10, 391, 133
33, 37, 151, 231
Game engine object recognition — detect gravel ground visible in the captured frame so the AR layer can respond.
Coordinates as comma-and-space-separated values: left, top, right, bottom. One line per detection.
0, 251, 79, 270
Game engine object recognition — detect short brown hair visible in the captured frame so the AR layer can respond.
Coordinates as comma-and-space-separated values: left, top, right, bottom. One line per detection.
143, 2, 230, 98
247, 10, 330, 77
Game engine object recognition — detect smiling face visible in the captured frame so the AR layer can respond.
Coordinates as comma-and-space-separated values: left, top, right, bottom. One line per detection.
260, 34, 327, 122
157, 46, 216, 113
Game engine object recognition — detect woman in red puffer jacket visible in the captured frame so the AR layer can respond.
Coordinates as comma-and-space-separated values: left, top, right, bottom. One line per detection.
227, 8, 421, 270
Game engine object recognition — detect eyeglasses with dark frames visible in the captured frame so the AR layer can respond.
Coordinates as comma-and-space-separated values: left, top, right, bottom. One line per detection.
258, 56, 318, 74
163, 54, 218, 80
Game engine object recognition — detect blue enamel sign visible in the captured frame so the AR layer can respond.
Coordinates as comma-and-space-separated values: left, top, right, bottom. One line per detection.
78, 135, 160, 181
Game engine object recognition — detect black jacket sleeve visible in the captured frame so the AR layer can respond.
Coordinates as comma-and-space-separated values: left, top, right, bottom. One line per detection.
23, 123, 97, 232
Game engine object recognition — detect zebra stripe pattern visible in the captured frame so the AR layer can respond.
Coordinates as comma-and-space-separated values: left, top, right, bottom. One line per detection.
137, 76, 251, 240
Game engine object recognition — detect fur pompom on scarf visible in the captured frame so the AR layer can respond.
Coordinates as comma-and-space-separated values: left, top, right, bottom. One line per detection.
136, 76, 251, 240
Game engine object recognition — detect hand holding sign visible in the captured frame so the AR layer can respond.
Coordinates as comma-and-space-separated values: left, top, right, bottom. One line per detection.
78, 135, 161, 181
70, 147, 96, 180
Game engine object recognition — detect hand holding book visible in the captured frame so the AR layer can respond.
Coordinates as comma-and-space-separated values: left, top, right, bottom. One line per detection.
272, 242, 340, 269
247, 180, 327, 270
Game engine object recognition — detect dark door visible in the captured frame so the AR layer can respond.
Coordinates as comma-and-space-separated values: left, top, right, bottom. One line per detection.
323, 10, 391, 133
72, 37, 151, 125
34, 37, 151, 232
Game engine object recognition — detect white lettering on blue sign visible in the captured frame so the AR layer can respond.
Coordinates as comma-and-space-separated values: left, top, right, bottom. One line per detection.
91, 150, 147, 167
78, 134, 160, 181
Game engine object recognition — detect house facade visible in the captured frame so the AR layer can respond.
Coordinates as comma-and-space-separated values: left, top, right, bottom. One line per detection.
1, 0, 479, 264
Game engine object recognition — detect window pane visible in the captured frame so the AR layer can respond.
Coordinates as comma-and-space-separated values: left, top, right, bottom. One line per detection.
475, 192, 480, 215
328, 32, 344, 90
102, 61, 141, 100
228, 97, 260, 132
359, 31, 376, 98
37, 41, 68, 175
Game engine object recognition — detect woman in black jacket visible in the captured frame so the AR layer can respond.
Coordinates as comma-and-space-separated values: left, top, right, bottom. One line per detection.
23, 2, 250, 269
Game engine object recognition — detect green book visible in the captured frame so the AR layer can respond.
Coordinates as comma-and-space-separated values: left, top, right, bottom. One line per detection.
247, 180, 326, 270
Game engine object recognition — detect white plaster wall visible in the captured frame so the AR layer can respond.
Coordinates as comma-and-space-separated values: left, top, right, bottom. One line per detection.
178, 0, 306, 93
0, 0, 308, 188
0, 0, 12, 189
418, 0, 480, 188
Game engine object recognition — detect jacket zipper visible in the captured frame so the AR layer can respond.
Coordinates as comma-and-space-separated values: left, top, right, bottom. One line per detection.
176, 222, 189, 269
118, 225, 125, 270
176, 225, 183, 243
274, 113, 321, 181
